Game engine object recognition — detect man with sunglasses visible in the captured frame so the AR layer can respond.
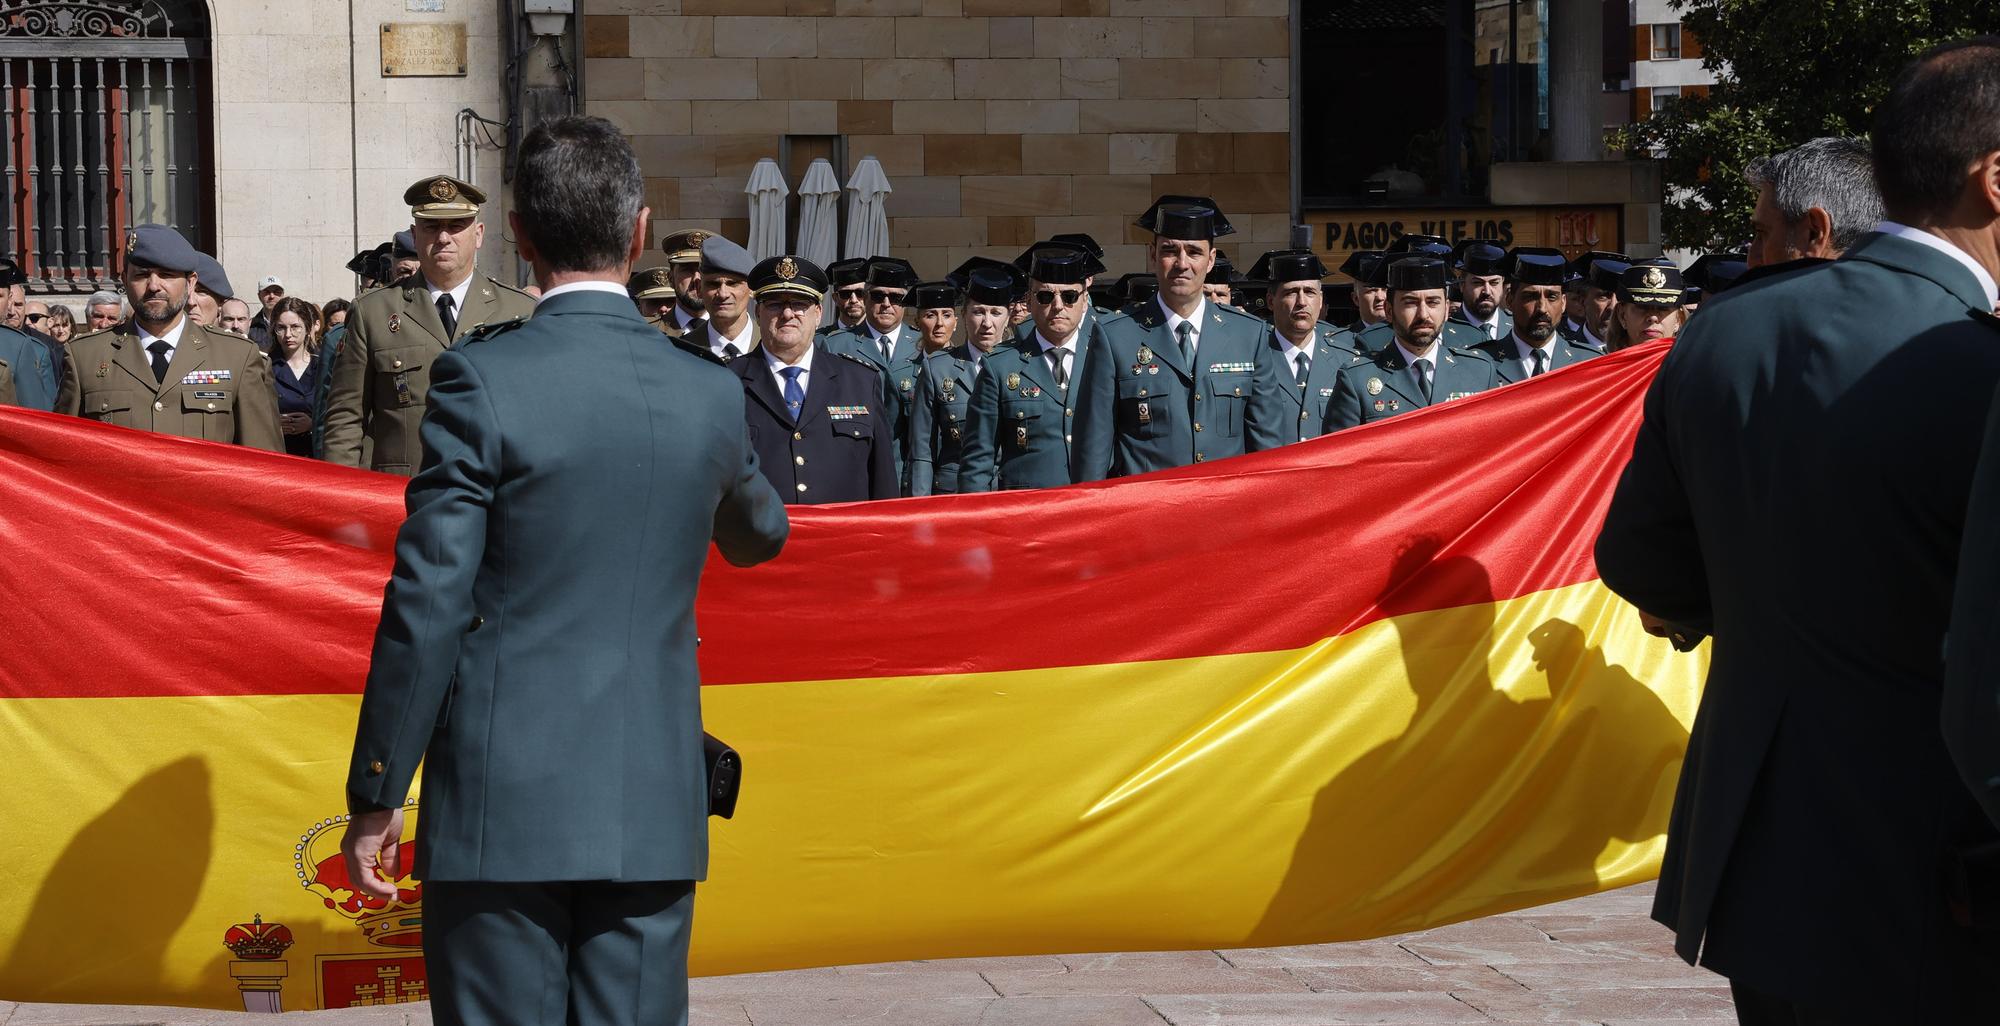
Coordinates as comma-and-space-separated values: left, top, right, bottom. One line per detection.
1073, 195, 1288, 479
731, 254, 896, 504
961, 249, 1103, 491
825, 256, 923, 492
1010, 236, 1112, 341
814, 258, 869, 338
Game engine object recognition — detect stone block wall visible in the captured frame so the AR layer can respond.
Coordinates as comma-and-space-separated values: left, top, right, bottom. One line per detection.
582, 0, 1293, 278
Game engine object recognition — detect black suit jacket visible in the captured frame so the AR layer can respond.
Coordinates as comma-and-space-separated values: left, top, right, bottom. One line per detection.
732, 344, 897, 504
1596, 232, 2000, 1017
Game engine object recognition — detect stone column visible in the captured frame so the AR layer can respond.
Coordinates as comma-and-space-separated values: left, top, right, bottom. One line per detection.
1548, 0, 1603, 161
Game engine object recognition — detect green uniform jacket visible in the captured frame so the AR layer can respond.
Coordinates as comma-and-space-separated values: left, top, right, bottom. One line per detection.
823, 324, 922, 494
1354, 318, 1482, 357
58, 320, 283, 451
1072, 299, 1288, 480
346, 289, 788, 882
1449, 305, 1513, 342
0, 326, 46, 410
1471, 333, 1602, 385
960, 331, 1098, 492
1321, 337, 1497, 433
1264, 325, 1361, 445
322, 271, 535, 475
908, 346, 981, 496
1596, 232, 2000, 1016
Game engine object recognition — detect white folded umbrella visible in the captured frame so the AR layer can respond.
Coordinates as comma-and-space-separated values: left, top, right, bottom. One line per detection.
844, 156, 892, 260
745, 158, 790, 263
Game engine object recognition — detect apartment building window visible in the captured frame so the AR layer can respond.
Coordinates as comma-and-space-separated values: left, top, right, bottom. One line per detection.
1651, 24, 1681, 60
1651, 86, 1681, 113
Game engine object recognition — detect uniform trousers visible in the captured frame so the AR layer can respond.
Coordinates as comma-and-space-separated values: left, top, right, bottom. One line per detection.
1729, 982, 1886, 1026
424, 879, 695, 1026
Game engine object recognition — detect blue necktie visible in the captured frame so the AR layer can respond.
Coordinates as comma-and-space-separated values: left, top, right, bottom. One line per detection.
781, 366, 805, 420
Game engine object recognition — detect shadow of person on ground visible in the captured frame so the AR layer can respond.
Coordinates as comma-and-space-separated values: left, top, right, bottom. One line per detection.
5, 755, 214, 1003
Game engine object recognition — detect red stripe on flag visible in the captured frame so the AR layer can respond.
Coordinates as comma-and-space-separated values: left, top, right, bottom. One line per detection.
0, 342, 1668, 699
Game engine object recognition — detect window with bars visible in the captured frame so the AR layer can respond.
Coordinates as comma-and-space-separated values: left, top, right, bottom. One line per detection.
0, 0, 210, 295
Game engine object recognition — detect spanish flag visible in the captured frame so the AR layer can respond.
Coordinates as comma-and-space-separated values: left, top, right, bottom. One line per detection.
0, 341, 1701, 1012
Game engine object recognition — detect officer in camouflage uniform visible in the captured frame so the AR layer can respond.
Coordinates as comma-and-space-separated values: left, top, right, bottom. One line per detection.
322, 175, 535, 474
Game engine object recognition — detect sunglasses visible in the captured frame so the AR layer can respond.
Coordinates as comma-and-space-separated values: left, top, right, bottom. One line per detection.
836, 286, 866, 298
25, 313, 45, 323
868, 289, 906, 304
1034, 289, 1083, 306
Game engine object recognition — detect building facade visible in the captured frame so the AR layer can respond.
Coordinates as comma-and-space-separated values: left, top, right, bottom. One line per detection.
8, 0, 1669, 306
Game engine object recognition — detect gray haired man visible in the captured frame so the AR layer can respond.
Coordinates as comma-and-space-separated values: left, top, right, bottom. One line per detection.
1745, 136, 1884, 268
84, 291, 124, 332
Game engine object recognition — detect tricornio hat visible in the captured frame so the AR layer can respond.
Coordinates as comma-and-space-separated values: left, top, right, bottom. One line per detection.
1503, 247, 1570, 286
1385, 256, 1449, 292
1135, 195, 1235, 241
1249, 249, 1329, 285
908, 281, 962, 310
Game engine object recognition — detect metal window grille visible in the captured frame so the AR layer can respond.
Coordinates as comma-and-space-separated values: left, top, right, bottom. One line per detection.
0, 0, 210, 294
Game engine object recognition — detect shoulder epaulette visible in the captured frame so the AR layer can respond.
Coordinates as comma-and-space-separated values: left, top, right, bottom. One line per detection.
486, 276, 535, 299
1212, 303, 1264, 327
454, 315, 528, 349
831, 347, 884, 373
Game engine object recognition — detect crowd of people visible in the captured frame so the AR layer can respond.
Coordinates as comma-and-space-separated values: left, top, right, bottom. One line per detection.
0, 131, 1881, 509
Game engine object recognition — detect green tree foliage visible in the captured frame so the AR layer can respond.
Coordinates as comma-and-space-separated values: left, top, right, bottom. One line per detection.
1621, 1, 1990, 250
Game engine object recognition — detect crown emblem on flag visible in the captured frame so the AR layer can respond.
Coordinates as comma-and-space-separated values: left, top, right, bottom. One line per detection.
296, 803, 425, 948
222, 914, 295, 961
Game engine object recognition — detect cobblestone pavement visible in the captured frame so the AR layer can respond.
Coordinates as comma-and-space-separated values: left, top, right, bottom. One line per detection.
4, 883, 1738, 1025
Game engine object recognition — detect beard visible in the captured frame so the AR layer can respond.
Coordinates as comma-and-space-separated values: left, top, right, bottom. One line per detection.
1521, 315, 1555, 343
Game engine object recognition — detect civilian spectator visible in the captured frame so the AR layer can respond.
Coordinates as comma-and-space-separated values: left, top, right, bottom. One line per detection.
322, 298, 351, 330
44, 304, 74, 344
267, 296, 321, 458
250, 275, 284, 348
85, 291, 123, 331
218, 297, 253, 338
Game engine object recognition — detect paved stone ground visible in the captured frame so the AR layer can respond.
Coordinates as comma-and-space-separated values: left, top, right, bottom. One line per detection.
3, 883, 1737, 1025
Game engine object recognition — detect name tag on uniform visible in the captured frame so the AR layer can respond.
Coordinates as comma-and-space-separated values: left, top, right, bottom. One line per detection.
1206, 362, 1254, 374
182, 370, 232, 384
827, 405, 868, 420
194, 390, 228, 399
1318, 387, 1335, 397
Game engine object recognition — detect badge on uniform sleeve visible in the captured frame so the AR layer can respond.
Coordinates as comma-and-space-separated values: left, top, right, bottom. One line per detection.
388, 313, 402, 334
1366, 377, 1383, 395
1006, 372, 1020, 391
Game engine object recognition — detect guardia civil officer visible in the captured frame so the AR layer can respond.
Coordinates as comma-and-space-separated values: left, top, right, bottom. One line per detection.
1472, 247, 1600, 384
0, 259, 55, 411
731, 255, 896, 504
1322, 256, 1498, 432
815, 257, 868, 338
1010, 238, 1110, 341
340, 116, 788, 1026
823, 256, 923, 489
962, 250, 1103, 491
57, 224, 282, 450
678, 236, 759, 363
1449, 240, 1513, 341
908, 276, 1010, 496
1561, 250, 1627, 351
322, 175, 535, 474
1072, 196, 1288, 479
1338, 250, 1388, 334
1251, 249, 1356, 444
655, 228, 713, 338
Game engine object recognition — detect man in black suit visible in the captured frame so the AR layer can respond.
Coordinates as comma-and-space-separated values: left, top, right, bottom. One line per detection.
1596, 38, 2000, 1023
731, 255, 897, 504
340, 116, 789, 1026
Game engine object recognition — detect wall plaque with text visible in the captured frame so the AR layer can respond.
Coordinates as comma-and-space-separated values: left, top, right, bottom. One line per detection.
380, 22, 467, 77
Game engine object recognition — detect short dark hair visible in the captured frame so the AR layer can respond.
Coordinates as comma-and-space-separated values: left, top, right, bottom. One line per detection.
1872, 36, 2000, 222
513, 115, 644, 273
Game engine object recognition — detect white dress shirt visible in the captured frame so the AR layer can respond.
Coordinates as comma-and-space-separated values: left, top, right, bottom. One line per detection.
711, 317, 755, 361
1274, 329, 1314, 381
866, 323, 903, 361
137, 314, 190, 368
672, 305, 707, 333
1581, 322, 1607, 350
535, 280, 628, 305
1510, 332, 1557, 379
1035, 328, 1082, 387
1877, 220, 2000, 311
1465, 310, 1504, 339
424, 272, 476, 329
1159, 296, 1207, 362
1395, 339, 1440, 393
764, 341, 815, 398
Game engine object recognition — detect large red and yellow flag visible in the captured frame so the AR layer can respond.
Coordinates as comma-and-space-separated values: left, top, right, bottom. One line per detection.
0, 341, 1701, 1011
